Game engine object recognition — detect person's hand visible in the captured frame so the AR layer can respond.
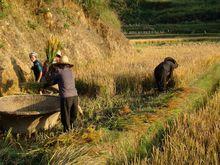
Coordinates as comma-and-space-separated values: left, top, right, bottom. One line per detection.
78, 105, 84, 116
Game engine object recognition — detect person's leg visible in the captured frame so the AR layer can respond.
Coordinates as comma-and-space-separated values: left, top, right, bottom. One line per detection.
70, 96, 78, 128
158, 76, 164, 92
158, 70, 168, 92
60, 98, 71, 132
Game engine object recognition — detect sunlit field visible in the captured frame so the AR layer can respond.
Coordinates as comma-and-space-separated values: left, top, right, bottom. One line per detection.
73, 41, 220, 96
1, 40, 220, 164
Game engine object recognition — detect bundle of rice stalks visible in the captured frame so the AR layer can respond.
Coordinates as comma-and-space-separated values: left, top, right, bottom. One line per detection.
45, 36, 62, 64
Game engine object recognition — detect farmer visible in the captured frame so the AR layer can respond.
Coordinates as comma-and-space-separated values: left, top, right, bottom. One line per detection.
29, 52, 43, 82
154, 57, 178, 92
53, 50, 62, 64
43, 55, 78, 132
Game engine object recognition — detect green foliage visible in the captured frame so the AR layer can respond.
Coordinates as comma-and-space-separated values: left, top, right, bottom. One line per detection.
74, 0, 121, 29
0, 0, 10, 19
110, 0, 220, 25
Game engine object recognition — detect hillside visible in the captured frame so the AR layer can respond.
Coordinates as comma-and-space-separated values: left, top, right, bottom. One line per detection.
0, 0, 133, 96
110, 0, 220, 34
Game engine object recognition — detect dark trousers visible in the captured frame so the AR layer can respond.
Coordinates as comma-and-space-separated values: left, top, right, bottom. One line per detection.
60, 96, 78, 132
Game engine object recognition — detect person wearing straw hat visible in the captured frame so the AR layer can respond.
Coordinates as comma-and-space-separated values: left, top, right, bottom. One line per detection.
43, 55, 78, 132
53, 50, 62, 64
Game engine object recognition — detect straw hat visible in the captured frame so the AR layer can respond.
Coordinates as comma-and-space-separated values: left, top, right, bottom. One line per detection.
60, 55, 73, 67
56, 50, 62, 57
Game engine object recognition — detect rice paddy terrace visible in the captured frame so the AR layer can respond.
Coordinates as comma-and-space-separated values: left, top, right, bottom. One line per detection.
1, 38, 220, 164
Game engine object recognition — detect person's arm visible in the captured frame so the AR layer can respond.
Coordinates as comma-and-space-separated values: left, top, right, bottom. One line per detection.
37, 71, 43, 82
36, 62, 43, 82
43, 73, 59, 88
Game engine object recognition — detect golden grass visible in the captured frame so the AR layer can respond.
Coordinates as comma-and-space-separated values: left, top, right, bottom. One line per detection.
1, 42, 220, 164
73, 42, 220, 95
139, 89, 220, 165
49, 42, 220, 164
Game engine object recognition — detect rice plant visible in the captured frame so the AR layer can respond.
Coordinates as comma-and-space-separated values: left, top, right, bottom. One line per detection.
45, 35, 62, 64
142, 90, 220, 164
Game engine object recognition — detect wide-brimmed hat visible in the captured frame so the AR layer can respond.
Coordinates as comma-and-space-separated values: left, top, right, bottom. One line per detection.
56, 50, 62, 57
60, 55, 73, 67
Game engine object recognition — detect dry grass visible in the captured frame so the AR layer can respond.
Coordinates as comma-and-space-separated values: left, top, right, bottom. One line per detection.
1, 41, 220, 164
73, 42, 220, 95
49, 41, 220, 164
132, 89, 220, 165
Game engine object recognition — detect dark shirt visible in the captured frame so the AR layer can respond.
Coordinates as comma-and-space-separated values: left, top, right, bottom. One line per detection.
32, 60, 43, 81
48, 64, 78, 98
163, 61, 176, 76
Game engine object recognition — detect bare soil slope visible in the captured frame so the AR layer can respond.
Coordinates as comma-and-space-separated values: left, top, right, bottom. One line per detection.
0, 0, 133, 95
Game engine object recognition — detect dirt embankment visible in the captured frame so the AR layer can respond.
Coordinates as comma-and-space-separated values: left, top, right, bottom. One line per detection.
0, 0, 133, 95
